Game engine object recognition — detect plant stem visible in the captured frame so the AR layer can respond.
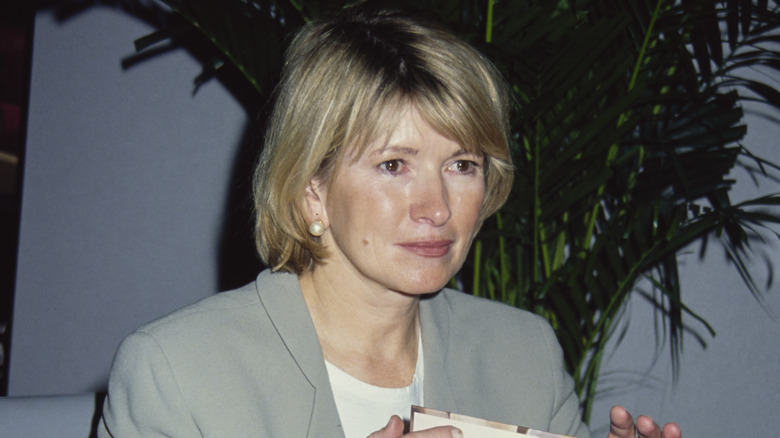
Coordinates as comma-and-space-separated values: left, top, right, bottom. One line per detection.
472, 240, 482, 296
497, 213, 509, 302
485, 0, 494, 43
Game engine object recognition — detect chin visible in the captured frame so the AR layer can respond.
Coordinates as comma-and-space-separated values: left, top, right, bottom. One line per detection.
393, 270, 453, 295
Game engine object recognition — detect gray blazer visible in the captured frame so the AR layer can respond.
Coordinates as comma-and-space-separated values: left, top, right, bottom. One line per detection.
99, 270, 590, 438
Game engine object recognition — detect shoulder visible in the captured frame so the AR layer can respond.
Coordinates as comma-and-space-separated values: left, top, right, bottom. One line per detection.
109, 270, 304, 377
109, 269, 307, 397
421, 290, 587, 437
135, 269, 297, 338
140, 282, 259, 332
102, 270, 319, 436
426, 288, 557, 347
421, 288, 565, 393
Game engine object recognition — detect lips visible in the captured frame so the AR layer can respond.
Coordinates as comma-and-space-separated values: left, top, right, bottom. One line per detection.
397, 240, 453, 257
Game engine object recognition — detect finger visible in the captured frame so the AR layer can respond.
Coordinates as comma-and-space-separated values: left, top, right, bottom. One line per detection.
367, 416, 462, 438
406, 426, 463, 437
367, 415, 405, 438
608, 406, 636, 438
636, 415, 661, 438
661, 422, 681, 438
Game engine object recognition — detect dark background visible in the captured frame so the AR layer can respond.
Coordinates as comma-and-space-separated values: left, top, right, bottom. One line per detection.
0, 2, 34, 396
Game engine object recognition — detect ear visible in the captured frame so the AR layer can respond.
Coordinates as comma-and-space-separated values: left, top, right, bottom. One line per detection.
304, 178, 329, 228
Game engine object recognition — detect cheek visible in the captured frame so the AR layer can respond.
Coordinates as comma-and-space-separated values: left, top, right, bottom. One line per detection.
327, 182, 398, 238
456, 186, 486, 225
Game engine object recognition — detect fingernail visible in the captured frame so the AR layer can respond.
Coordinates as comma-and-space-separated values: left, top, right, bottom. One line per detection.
451, 428, 463, 438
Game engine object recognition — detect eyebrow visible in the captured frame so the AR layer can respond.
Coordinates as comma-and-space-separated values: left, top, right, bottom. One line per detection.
371, 145, 475, 158
371, 145, 419, 156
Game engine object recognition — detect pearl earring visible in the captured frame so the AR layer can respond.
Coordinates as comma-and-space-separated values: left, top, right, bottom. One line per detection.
309, 220, 324, 237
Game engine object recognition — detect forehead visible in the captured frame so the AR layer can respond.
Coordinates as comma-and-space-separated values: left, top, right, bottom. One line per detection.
346, 102, 477, 161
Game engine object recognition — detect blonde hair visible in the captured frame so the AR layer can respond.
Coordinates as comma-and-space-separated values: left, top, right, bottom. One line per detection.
254, 9, 514, 274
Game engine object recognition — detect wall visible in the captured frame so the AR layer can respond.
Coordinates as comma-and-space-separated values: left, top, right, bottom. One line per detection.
9, 6, 250, 395
9, 5, 780, 437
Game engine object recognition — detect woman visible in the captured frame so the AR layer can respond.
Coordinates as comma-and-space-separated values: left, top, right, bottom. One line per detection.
99, 8, 680, 438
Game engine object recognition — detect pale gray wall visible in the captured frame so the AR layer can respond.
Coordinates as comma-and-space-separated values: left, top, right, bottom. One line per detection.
9, 5, 780, 437
9, 6, 248, 395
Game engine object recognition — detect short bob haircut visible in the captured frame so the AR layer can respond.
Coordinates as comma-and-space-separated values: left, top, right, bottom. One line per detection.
254, 8, 514, 274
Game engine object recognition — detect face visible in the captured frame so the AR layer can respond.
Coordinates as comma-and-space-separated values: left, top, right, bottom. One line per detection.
308, 106, 485, 295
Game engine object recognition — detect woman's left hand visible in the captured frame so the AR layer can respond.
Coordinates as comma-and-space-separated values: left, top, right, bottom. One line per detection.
608, 406, 681, 438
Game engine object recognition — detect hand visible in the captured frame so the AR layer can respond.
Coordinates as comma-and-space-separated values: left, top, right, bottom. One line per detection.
608, 405, 681, 438
367, 415, 463, 438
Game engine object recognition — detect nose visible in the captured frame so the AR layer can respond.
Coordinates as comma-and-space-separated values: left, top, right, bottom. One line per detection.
410, 172, 451, 226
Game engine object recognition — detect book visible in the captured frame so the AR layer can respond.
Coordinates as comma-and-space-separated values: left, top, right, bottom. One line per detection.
410, 406, 574, 438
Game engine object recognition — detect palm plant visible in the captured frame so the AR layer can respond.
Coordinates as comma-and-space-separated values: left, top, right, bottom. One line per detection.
85, 0, 780, 423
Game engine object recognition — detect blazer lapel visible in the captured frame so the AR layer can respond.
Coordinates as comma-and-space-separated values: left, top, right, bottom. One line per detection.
255, 270, 345, 438
419, 291, 459, 414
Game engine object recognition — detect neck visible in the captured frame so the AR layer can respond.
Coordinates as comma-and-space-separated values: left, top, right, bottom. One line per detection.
298, 267, 420, 387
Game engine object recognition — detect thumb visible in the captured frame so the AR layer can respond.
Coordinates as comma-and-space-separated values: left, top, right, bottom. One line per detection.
367, 415, 405, 438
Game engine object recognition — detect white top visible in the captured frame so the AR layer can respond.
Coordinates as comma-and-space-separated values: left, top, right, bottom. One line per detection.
325, 338, 424, 438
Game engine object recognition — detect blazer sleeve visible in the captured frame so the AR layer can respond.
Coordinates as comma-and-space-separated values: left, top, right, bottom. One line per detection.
98, 331, 201, 437
535, 316, 591, 438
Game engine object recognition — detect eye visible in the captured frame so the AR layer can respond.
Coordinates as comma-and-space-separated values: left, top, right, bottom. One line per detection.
448, 160, 480, 174
379, 159, 404, 173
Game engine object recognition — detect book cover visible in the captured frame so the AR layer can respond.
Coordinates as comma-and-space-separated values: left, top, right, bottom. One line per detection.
410, 406, 574, 438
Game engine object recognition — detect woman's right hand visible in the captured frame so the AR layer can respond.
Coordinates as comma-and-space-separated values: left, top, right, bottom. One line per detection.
367, 415, 463, 438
